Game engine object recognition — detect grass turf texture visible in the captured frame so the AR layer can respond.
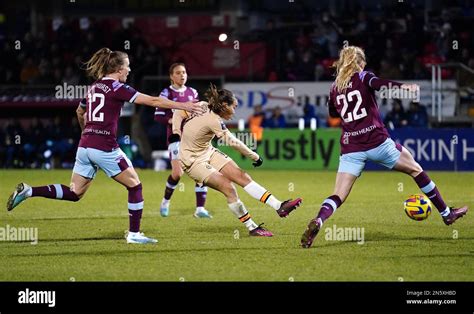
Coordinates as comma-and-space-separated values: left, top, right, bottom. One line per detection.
0, 169, 472, 281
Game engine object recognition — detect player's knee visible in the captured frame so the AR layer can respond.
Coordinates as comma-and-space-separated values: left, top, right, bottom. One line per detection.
171, 169, 182, 179
233, 169, 252, 187
410, 163, 423, 177
69, 184, 83, 201
241, 171, 252, 183
223, 182, 237, 198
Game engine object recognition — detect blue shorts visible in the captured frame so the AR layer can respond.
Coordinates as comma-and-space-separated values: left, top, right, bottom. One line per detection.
73, 147, 132, 179
338, 138, 402, 177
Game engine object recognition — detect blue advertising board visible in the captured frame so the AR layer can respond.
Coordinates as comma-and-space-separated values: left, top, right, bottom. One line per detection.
365, 128, 474, 171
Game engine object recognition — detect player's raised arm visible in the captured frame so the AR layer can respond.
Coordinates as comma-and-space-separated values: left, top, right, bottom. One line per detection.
76, 98, 87, 131
222, 129, 260, 161
361, 71, 420, 92
209, 117, 260, 165
134, 93, 206, 114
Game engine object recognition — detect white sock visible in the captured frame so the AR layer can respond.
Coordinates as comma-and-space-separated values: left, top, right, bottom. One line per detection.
228, 200, 258, 231
440, 207, 451, 217
265, 195, 282, 211
161, 198, 170, 207
25, 188, 32, 197
243, 181, 282, 210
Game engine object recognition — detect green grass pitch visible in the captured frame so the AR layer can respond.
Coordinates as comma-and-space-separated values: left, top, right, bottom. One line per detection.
0, 169, 472, 281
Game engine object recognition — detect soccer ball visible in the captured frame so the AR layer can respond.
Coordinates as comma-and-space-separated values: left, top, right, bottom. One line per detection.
404, 194, 432, 221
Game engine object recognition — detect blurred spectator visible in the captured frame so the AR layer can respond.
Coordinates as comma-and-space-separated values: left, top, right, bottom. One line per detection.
302, 104, 317, 128
379, 60, 402, 79
351, 11, 369, 36
265, 106, 287, 128
282, 49, 297, 81
407, 101, 429, 128
248, 104, 265, 145
3, 119, 25, 168
295, 50, 315, 81
0, 117, 81, 169
384, 99, 408, 129
63, 66, 80, 85
412, 60, 430, 80
20, 57, 39, 84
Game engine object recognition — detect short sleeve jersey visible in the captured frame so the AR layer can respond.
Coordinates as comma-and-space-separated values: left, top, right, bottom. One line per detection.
154, 85, 198, 145
79, 77, 138, 151
328, 71, 390, 154
179, 108, 227, 166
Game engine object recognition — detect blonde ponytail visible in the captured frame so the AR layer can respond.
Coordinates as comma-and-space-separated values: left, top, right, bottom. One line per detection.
333, 46, 366, 93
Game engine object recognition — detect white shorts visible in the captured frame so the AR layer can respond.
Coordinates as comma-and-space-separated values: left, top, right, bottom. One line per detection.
338, 138, 402, 177
181, 149, 231, 185
73, 147, 132, 179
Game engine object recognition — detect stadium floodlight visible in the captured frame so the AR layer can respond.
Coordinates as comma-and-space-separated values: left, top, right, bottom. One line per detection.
218, 33, 228, 42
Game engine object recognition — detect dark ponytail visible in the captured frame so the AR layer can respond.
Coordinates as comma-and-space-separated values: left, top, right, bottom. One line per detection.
204, 83, 235, 115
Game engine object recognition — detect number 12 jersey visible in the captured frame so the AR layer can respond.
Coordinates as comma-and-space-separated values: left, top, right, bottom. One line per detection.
78, 77, 139, 152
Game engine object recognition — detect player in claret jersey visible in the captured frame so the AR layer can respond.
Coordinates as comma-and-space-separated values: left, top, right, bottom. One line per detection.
154, 63, 211, 219
301, 46, 468, 248
6, 48, 205, 244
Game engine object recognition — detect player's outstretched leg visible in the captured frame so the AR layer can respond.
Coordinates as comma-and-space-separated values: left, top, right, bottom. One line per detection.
160, 175, 179, 217
413, 171, 468, 225
7, 183, 31, 211
113, 168, 157, 244
301, 172, 356, 249
301, 195, 342, 248
393, 147, 468, 225
194, 184, 212, 218
7, 183, 80, 211
205, 171, 273, 237
220, 161, 302, 217
229, 200, 273, 237
125, 183, 157, 244
244, 180, 302, 217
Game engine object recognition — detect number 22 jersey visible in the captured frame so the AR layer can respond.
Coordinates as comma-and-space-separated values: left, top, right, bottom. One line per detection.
328, 71, 396, 154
